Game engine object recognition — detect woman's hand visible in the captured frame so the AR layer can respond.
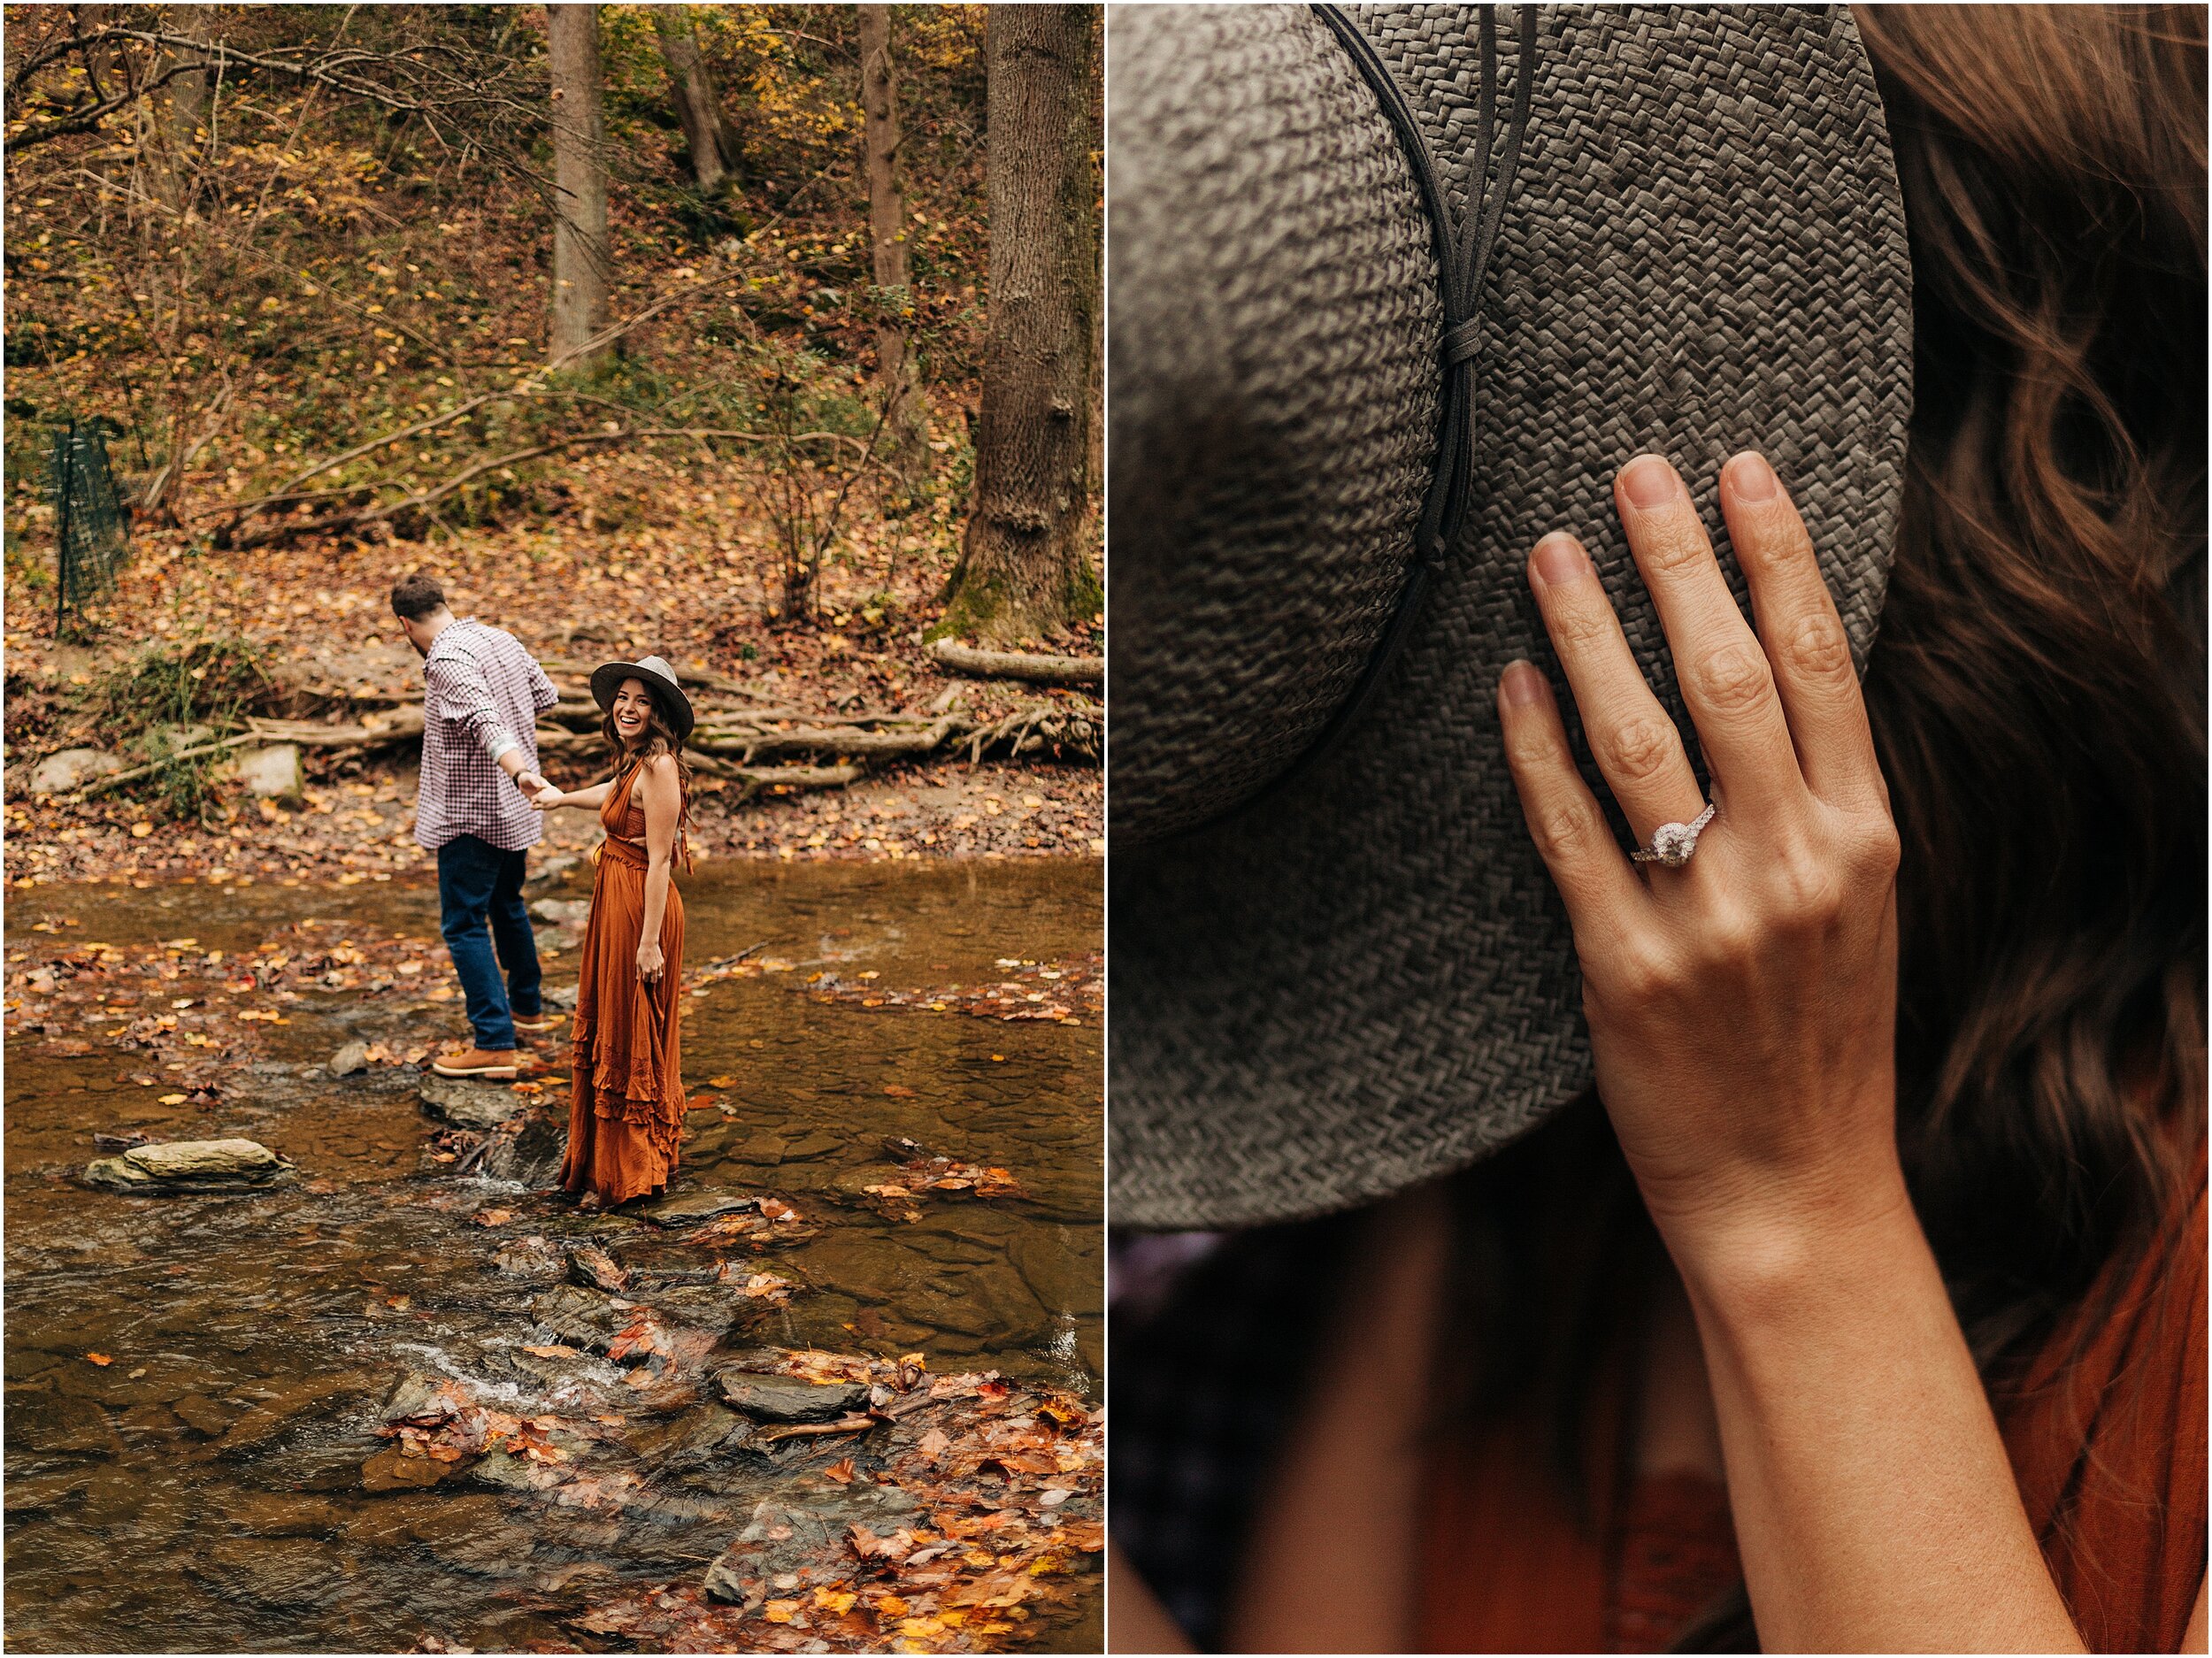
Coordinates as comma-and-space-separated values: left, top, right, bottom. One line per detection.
635, 938, 665, 984
1497, 451, 1905, 1282
529, 788, 566, 811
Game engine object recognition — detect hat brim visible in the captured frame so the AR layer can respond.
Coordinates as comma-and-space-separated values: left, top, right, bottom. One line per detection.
1109, 4, 1914, 1229
589, 663, 695, 742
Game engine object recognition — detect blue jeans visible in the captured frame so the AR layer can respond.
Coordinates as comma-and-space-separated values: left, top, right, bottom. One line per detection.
435, 835, 541, 1052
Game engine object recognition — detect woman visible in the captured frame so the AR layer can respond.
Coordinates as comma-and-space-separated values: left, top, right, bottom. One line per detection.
531, 656, 694, 1212
1112, 6, 2204, 1653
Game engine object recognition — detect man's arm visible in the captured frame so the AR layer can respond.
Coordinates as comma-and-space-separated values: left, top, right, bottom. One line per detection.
528, 655, 559, 715
425, 653, 534, 787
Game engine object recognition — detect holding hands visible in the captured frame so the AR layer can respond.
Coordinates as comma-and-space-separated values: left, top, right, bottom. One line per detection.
1498, 451, 1905, 1286
518, 771, 569, 810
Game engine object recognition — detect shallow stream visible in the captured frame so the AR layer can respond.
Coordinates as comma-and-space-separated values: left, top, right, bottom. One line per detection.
4, 858, 1102, 1653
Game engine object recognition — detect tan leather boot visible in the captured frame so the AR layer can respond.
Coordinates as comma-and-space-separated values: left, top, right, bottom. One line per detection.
430, 1047, 522, 1079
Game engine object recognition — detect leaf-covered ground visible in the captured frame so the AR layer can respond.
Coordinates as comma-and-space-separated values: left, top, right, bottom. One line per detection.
4, 4, 1101, 886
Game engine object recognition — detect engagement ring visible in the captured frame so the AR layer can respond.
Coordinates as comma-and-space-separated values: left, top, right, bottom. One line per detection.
1632, 802, 1717, 869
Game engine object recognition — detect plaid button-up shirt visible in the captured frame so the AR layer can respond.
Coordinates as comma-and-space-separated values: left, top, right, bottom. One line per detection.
413, 618, 559, 852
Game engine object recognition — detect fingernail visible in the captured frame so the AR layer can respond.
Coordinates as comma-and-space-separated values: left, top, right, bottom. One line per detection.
1729, 451, 1778, 502
1500, 660, 1543, 709
1531, 533, 1587, 589
1620, 454, 1678, 510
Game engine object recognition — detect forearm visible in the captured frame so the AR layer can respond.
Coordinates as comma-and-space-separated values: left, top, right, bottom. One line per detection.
1110, 1545, 1195, 1654
563, 781, 614, 810
640, 860, 671, 943
1680, 1186, 2082, 1654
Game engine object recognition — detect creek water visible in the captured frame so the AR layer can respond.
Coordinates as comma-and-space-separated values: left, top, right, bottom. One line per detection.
4, 858, 1102, 1653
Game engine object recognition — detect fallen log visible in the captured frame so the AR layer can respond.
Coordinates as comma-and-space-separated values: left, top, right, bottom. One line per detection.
73, 711, 426, 798
929, 639, 1102, 687
246, 710, 426, 747
76, 733, 260, 799
726, 764, 862, 800
691, 716, 962, 764
67, 692, 1080, 808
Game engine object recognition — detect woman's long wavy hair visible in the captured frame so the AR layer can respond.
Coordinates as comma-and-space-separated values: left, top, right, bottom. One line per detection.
1855, 1, 2206, 1362
1440, 0, 2207, 1455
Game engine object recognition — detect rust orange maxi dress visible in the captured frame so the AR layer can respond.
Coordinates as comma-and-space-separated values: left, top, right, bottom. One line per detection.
560, 759, 687, 1205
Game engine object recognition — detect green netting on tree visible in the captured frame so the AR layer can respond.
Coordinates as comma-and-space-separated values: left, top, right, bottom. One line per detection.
50, 418, 131, 634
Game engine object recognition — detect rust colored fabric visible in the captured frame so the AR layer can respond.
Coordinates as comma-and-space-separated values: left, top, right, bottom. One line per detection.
1418, 1149, 2208, 1653
1606, 1473, 1741, 1653
560, 763, 687, 1206
2000, 1144, 2208, 1652
1416, 1390, 1616, 1653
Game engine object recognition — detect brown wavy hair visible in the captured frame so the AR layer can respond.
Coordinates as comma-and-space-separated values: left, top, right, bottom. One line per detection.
1855, 2, 2206, 1362
600, 686, 695, 818
1438, 0, 2207, 1478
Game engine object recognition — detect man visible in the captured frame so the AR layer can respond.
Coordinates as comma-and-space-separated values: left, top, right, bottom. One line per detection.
390, 573, 562, 1079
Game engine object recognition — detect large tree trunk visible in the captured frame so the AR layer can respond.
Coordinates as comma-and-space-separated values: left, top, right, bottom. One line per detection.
152, 3, 211, 211
548, 4, 611, 369
940, 5, 1099, 644
857, 4, 931, 484
651, 6, 739, 196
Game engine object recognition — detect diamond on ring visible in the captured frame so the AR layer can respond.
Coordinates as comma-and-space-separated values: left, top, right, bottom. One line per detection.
1632, 802, 1717, 869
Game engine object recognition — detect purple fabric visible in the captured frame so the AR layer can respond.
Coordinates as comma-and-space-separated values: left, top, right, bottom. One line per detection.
413, 618, 558, 852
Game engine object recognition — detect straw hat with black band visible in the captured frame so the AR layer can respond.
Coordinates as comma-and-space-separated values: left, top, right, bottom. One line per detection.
1109, 4, 1914, 1229
588, 656, 695, 743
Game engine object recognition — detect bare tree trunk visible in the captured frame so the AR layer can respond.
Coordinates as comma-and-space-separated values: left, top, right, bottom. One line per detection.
152, 3, 211, 211
652, 5, 739, 196
548, 4, 611, 369
940, 6, 1100, 643
858, 4, 931, 484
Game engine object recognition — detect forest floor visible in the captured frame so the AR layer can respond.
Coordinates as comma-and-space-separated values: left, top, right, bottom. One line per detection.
3, 469, 1102, 887
3, 1, 1101, 891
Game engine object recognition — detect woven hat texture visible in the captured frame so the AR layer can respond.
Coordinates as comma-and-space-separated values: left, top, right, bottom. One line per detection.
1109, 4, 1440, 837
1110, 3, 1914, 1228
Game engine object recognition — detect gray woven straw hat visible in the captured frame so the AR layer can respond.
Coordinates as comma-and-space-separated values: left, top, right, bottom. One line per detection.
590, 655, 695, 741
1110, 4, 1914, 1229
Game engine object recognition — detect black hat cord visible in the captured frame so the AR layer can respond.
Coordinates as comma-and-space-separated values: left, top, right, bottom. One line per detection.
1185, 5, 1537, 840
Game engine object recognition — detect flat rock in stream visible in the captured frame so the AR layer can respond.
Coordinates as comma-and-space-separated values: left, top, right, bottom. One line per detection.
633, 1190, 760, 1227
84, 1138, 292, 1194
328, 1040, 371, 1077
713, 1372, 872, 1424
703, 1485, 924, 1603
419, 1077, 526, 1131
527, 1284, 626, 1352
649, 1282, 786, 1336
630, 1403, 757, 1471
361, 1445, 473, 1493
380, 1370, 468, 1427
480, 1114, 565, 1186
567, 1242, 631, 1293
